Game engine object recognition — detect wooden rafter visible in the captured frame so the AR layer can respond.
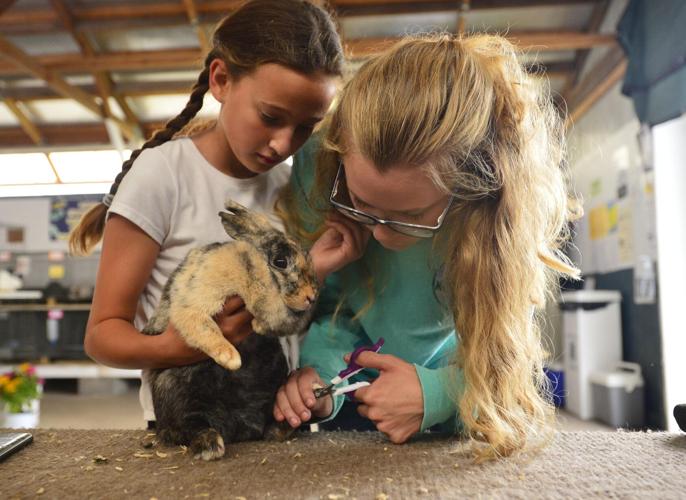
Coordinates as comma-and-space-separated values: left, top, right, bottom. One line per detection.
565, 46, 627, 127
3, 98, 43, 145
0, 0, 607, 34
344, 31, 615, 58
0, 31, 614, 77
0, 58, 574, 103
49, 0, 141, 142
182, 0, 211, 54
3, 97, 62, 182
0, 0, 17, 16
0, 34, 136, 140
562, 0, 610, 98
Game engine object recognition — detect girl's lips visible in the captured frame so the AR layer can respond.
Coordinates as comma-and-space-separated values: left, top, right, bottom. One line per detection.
257, 153, 281, 165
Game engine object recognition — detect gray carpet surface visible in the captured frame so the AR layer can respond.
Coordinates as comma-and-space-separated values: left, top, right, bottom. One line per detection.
1, 428, 684, 499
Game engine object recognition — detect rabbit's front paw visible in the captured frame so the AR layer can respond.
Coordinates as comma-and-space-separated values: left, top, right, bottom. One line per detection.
214, 349, 242, 371
190, 429, 225, 461
264, 420, 296, 442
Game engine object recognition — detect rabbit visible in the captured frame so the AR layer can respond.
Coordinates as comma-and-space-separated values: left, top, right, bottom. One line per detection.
142, 199, 318, 460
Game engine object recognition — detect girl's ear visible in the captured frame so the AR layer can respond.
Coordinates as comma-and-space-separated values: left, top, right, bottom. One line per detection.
208, 58, 232, 103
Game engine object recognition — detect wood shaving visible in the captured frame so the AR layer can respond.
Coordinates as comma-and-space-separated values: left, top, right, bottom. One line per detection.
418, 487, 429, 494
93, 455, 108, 464
260, 457, 268, 465
161, 465, 180, 470
84, 465, 95, 471
115, 466, 123, 472
375, 494, 389, 500
134, 452, 154, 458
235, 497, 247, 500
293, 452, 302, 458
155, 451, 168, 458
36, 487, 45, 495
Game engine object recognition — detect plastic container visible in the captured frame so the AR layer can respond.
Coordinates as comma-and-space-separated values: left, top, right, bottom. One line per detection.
590, 362, 645, 429
544, 363, 565, 408
560, 290, 622, 420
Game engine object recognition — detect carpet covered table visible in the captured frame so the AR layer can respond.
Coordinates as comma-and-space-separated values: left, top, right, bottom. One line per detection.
1, 428, 684, 499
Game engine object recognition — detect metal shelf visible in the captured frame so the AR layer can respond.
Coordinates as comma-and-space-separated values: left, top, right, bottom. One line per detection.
0, 361, 141, 379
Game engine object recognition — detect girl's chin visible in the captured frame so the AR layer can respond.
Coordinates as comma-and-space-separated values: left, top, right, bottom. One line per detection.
375, 238, 416, 252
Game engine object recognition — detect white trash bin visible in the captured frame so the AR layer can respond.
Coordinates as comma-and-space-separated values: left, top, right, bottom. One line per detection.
560, 290, 622, 420
590, 362, 645, 429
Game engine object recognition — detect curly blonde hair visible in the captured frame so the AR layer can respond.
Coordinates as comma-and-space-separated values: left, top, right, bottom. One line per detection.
279, 33, 580, 460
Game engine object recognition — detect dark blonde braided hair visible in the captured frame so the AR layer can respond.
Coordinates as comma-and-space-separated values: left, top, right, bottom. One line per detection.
70, 0, 343, 255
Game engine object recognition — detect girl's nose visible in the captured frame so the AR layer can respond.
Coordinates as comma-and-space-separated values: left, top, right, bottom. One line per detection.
269, 128, 295, 157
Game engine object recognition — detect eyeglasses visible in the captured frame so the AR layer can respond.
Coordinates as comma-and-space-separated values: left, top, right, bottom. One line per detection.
329, 162, 453, 238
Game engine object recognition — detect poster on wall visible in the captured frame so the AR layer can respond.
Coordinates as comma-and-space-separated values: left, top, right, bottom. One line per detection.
49, 195, 101, 241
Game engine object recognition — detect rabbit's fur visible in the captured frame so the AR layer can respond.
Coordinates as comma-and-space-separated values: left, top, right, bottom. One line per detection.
142, 200, 318, 460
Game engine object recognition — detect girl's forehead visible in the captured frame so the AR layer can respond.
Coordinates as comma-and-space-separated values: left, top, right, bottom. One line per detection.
342, 152, 443, 210
245, 63, 337, 116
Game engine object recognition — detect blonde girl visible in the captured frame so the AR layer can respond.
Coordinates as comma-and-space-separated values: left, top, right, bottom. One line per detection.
274, 34, 579, 459
69, 0, 367, 427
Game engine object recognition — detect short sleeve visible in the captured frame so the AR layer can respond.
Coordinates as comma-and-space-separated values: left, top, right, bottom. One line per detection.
107, 147, 178, 245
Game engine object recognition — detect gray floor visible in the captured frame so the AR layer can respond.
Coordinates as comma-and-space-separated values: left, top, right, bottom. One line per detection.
35, 385, 612, 432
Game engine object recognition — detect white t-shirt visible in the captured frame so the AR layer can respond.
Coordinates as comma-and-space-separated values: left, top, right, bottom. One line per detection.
108, 137, 297, 421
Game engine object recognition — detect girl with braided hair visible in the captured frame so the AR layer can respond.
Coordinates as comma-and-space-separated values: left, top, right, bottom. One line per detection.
70, 0, 364, 426
273, 34, 581, 459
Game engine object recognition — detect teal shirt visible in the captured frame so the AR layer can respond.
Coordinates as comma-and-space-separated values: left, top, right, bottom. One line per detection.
292, 139, 463, 432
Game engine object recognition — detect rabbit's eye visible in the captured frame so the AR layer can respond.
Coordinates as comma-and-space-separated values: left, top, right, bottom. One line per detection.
271, 256, 289, 269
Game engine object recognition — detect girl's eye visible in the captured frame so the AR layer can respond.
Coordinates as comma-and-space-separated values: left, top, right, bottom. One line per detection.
260, 113, 278, 125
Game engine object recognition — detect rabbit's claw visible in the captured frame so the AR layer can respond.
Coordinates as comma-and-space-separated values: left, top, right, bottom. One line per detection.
214, 349, 241, 371
191, 429, 225, 461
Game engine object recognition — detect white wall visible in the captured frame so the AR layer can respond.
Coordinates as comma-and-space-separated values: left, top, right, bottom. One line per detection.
653, 114, 686, 432
0, 198, 68, 252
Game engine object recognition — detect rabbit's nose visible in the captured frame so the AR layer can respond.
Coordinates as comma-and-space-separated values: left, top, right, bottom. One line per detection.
305, 294, 315, 306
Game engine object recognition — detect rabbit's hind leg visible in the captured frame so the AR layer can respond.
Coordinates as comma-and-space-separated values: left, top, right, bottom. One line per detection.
190, 428, 225, 461
171, 307, 242, 370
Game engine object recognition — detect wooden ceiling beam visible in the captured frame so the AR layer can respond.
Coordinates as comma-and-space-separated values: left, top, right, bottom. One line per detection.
344, 31, 615, 58
0, 121, 166, 148
562, 0, 610, 98
183, 0, 211, 54
0, 58, 574, 102
49, 0, 140, 142
564, 46, 626, 127
0, 0, 606, 34
0, 0, 17, 16
0, 34, 137, 141
3, 98, 44, 145
0, 31, 612, 76
0, 33, 104, 117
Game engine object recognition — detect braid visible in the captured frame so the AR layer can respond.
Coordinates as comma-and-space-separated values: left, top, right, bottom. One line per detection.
68, 59, 211, 255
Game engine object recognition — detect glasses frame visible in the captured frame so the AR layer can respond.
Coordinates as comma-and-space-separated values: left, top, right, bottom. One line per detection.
329, 162, 453, 238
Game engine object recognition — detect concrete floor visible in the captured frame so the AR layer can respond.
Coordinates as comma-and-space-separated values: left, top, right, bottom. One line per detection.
35, 384, 612, 432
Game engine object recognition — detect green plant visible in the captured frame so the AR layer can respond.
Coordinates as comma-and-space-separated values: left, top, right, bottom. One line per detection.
0, 363, 43, 413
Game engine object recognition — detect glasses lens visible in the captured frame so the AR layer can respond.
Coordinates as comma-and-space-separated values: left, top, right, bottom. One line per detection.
333, 205, 376, 225
388, 224, 434, 238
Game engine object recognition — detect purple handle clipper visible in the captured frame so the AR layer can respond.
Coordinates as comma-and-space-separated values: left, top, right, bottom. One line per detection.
330, 337, 385, 385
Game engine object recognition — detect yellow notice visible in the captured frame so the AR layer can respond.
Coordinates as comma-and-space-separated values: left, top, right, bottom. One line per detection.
48, 265, 65, 280
589, 205, 610, 240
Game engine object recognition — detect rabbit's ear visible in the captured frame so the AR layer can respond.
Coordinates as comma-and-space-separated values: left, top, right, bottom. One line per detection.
218, 200, 274, 242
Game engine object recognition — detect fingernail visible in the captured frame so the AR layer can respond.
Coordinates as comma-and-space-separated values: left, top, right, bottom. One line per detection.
301, 410, 310, 420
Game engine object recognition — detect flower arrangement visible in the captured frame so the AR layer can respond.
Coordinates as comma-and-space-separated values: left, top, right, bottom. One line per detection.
0, 363, 43, 414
